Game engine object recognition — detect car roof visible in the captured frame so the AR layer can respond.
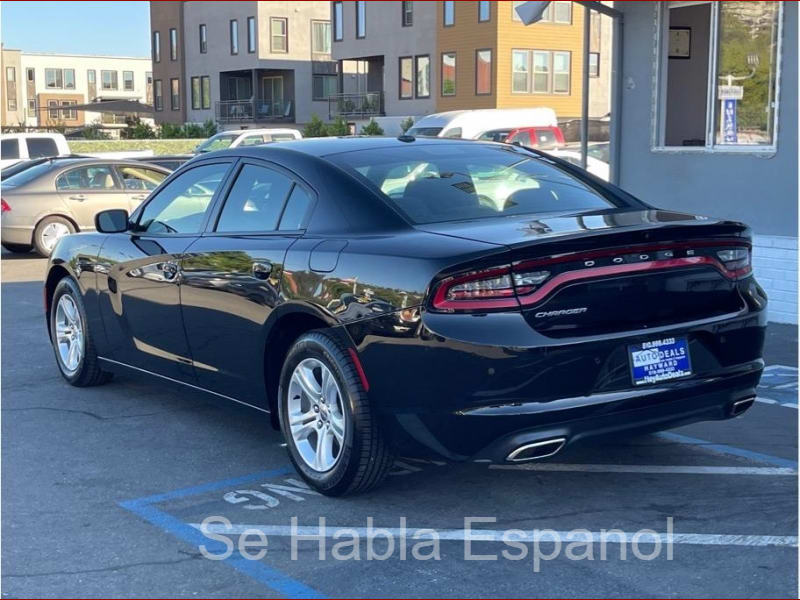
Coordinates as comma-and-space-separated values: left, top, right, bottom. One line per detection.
0, 132, 66, 140
219, 128, 300, 136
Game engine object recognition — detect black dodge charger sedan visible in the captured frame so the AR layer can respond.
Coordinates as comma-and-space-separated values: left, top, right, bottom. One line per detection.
45, 137, 767, 495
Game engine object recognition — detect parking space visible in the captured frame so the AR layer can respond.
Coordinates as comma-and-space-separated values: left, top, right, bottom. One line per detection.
2, 252, 797, 598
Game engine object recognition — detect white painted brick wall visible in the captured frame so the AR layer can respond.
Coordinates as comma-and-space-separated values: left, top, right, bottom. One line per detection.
752, 235, 798, 324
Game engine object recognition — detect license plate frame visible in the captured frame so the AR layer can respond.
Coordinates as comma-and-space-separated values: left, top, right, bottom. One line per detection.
629, 336, 692, 387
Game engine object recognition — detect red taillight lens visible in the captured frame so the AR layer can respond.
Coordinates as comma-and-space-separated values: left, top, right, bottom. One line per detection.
432, 266, 552, 311
1, 199, 10, 213
717, 247, 752, 278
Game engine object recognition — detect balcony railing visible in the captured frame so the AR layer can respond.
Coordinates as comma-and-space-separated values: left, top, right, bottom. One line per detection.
215, 99, 294, 124
328, 92, 383, 119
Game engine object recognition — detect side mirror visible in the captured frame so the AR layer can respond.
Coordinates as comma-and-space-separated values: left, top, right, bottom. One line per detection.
95, 209, 129, 233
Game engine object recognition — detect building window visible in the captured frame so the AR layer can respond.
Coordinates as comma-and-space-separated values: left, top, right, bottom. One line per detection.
441, 52, 456, 96
6, 66, 14, 82
26, 67, 34, 82
356, 1, 366, 38
152, 30, 161, 63
399, 56, 413, 99
589, 52, 600, 78
169, 28, 178, 61
552, 1, 572, 24
415, 55, 430, 98
553, 51, 570, 93
45, 68, 63, 89
333, 1, 343, 41
402, 1, 413, 26
60, 100, 77, 120
87, 69, 96, 85
479, 0, 490, 22
230, 19, 239, 54
28, 99, 35, 111
270, 17, 287, 53
191, 76, 201, 110
248, 16, 256, 53
312, 74, 337, 100
48, 100, 59, 120
101, 70, 118, 91
5, 66, 15, 111
443, 0, 454, 26
657, 1, 781, 150
475, 49, 491, 95
199, 24, 207, 54
64, 69, 75, 89
312, 21, 331, 54
532, 51, 550, 93
201, 76, 211, 109
170, 78, 180, 111
123, 71, 134, 91
512, 49, 529, 93
154, 79, 163, 111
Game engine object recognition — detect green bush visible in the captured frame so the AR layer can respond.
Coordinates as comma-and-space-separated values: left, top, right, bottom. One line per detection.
327, 116, 350, 137
122, 117, 156, 139
303, 114, 329, 138
81, 123, 110, 140
400, 116, 415, 133
158, 122, 185, 139
360, 119, 384, 136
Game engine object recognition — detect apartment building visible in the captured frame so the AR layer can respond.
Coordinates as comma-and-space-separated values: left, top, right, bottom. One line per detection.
331, 1, 610, 123
151, 1, 337, 127
0, 50, 152, 128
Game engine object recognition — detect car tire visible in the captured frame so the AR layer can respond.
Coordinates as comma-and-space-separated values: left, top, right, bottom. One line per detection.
34, 216, 75, 257
1, 243, 32, 254
278, 331, 394, 496
50, 276, 113, 387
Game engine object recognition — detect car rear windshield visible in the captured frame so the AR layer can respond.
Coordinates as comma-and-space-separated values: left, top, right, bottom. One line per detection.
406, 127, 443, 137
2, 161, 58, 187
327, 144, 619, 224
196, 133, 238, 153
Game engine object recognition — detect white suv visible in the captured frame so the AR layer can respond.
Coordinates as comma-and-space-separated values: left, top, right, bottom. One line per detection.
194, 128, 302, 154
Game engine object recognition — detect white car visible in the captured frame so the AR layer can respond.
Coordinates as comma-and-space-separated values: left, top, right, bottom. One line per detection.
547, 149, 610, 181
407, 108, 559, 140
194, 128, 302, 153
0, 133, 71, 169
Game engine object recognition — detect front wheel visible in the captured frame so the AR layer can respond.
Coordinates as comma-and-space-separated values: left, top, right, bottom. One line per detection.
50, 277, 113, 386
278, 331, 394, 496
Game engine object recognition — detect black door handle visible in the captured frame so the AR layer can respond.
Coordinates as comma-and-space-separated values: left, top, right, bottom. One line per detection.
252, 261, 272, 279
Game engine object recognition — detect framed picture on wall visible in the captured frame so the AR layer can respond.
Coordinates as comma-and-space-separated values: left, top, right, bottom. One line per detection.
669, 26, 692, 59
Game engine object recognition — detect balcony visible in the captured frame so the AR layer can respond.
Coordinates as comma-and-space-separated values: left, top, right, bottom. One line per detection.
215, 99, 294, 124
327, 92, 384, 119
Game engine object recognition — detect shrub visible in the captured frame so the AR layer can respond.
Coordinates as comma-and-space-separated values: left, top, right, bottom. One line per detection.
399, 116, 415, 133
327, 116, 350, 137
81, 123, 110, 140
303, 114, 328, 138
360, 119, 384, 136
122, 117, 156, 139
158, 122, 185, 139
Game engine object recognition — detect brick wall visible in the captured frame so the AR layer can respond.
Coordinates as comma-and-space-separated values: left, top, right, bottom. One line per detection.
752, 235, 798, 324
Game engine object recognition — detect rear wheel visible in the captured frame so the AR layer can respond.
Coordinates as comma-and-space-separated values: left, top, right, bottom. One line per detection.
1, 243, 31, 254
50, 277, 112, 386
278, 331, 394, 496
34, 216, 75, 257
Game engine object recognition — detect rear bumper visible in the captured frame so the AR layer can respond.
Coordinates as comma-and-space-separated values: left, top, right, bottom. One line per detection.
344, 279, 767, 460
1, 224, 34, 245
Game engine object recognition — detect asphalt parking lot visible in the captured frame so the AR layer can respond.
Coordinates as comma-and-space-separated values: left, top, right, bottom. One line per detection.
2, 251, 797, 598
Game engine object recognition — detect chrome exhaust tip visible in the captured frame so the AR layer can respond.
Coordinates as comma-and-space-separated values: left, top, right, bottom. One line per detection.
506, 437, 566, 463
730, 396, 756, 417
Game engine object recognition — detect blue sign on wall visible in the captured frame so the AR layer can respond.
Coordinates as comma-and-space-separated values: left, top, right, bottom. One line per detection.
723, 98, 738, 143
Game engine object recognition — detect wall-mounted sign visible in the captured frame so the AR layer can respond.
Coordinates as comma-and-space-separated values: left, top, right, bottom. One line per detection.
722, 98, 738, 143
668, 27, 691, 59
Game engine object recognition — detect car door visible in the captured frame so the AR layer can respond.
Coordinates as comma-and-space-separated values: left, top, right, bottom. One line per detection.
180, 159, 314, 405
96, 160, 234, 381
114, 164, 169, 212
55, 164, 126, 229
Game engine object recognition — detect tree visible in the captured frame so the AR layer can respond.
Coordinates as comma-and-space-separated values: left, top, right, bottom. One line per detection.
360, 119, 384, 136
327, 116, 350, 136
399, 116, 415, 133
303, 114, 328, 137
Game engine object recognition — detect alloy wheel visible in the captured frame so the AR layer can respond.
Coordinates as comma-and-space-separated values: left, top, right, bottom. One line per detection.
54, 294, 84, 374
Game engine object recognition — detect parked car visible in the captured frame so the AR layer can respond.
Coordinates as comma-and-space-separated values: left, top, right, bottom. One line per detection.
548, 148, 610, 181
477, 125, 566, 150
0, 133, 71, 169
194, 128, 302, 153
2, 158, 169, 256
407, 108, 558, 140
45, 137, 766, 496
135, 154, 193, 171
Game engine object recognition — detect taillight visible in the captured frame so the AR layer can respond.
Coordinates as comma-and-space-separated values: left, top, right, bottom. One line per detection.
1, 199, 10, 213
431, 240, 752, 313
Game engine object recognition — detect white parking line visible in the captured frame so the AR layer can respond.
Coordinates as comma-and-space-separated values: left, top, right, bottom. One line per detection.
756, 396, 798, 409
193, 523, 798, 548
489, 463, 796, 475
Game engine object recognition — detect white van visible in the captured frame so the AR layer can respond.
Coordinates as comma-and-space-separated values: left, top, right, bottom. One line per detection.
194, 128, 302, 153
0, 133, 71, 169
407, 108, 559, 140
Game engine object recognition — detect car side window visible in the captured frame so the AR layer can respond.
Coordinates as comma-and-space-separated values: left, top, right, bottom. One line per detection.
56, 166, 119, 191
1, 139, 20, 159
26, 138, 59, 158
117, 166, 167, 191
137, 163, 229, 234
216, 164, 293, 233
239, 135, 266, 146
514, 131, 531, 146
278, 185, 313, 231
